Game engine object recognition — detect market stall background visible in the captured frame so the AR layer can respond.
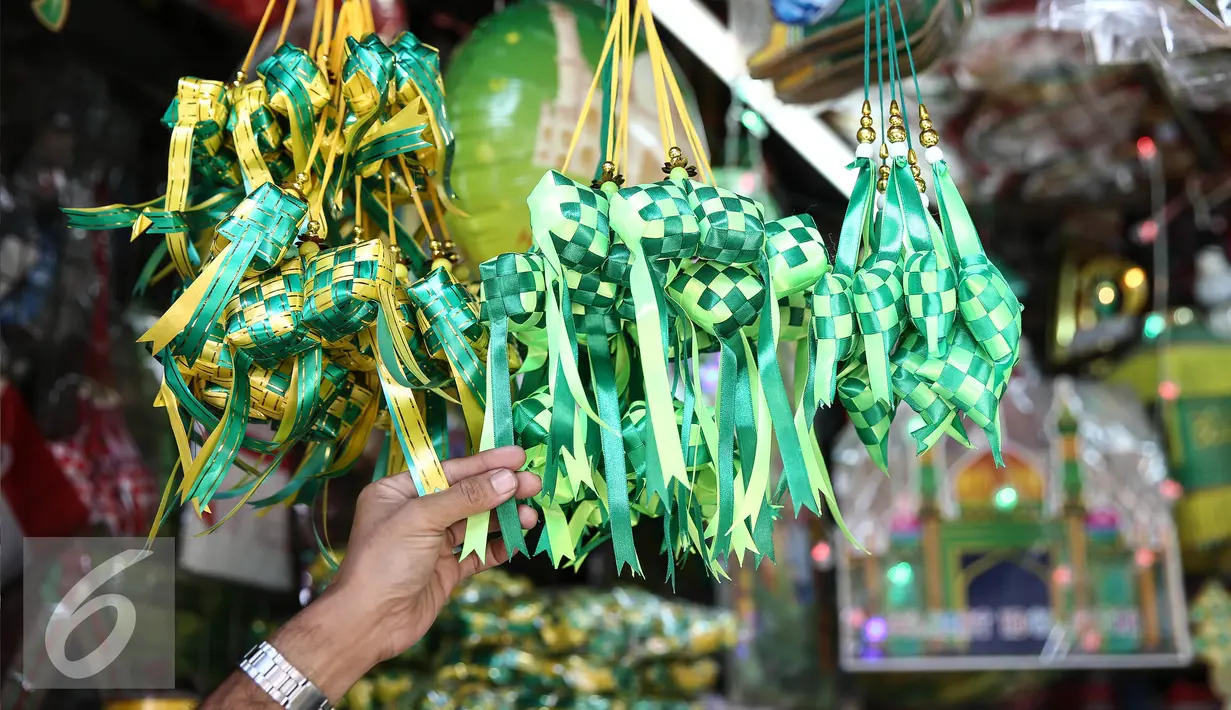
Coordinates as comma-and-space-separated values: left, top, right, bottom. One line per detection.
2, 0, 1231, 708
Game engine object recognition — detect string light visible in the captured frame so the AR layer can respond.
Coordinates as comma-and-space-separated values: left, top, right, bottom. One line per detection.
1096, 284, 1116, 306
811, 542, 832, 566
864, 616, 889, 643
886, 562, 914, 586
993, 486, 1019, 511
1174, 307, 1194, 325
1123, 267, 1145, 289
1159, 479, 1183, 500
1143, 313, 1166, 339
1138, 220, 1158, 244
1137, 136, 1157, 160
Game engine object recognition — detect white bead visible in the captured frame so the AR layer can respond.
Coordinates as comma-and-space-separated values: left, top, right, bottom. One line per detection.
876, 192, 886, 210
924, 146, 944, 164
919, 192, 930, 210
855, 143, 876, 159
888, 142, 908, 158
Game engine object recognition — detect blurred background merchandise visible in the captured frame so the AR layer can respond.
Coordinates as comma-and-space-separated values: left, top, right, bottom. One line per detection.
3, 0, 1231, 709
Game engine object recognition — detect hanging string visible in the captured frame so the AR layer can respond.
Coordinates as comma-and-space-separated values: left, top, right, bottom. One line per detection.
618, 0, 637, 173
277, 0, 298, 48
241, 0, 281, 77
874, 0, 886, 150
892, 0, 925, 107
309, 0, 323, 55
863, 0, 872, 101
599, 0, 617, 170
638, 0, 674, 161
562, 0, 624, 175
883, 0, 912, 148
642, 3, 712, 183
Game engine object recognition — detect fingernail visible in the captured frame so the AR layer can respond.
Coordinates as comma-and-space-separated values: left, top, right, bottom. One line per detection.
491, 469, 516, 494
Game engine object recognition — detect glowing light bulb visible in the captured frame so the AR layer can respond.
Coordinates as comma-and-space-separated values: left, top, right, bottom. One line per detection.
886, 562, 914, 586
1097, 285, 1116, 306
1123, 267, 1145, 289
864, 617, 889, 643
1137, 136, 1157, 160
811, 542, 832, 565
1143, 313, 1166, 339
1139, 220, 1158, 244
1174, 307, 1194, 325
993, 486, 1019, 511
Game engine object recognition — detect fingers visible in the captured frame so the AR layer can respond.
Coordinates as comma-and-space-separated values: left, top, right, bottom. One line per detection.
440, 446, 526, 483
376, 446, 528, 502
405, 468, 520, 532
457, 539, 509, 580
444, 503, 539, 549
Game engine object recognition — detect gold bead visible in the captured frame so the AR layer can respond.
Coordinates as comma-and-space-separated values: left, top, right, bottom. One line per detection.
668, 146, 683, 160
395, 263, 410, 283
919, 119, 933, 132
352, 226, 364, 241
920, 130, 940, 148
880, 143, 889, 160
859, 115, 874, 128
877, 177, 889, 193
857, 127, 876, 144
862, 99, 873, 116
918, 103, 931, 121
887, 125, 907, 143
914, 178, 927, 193
306, 220, 321, 238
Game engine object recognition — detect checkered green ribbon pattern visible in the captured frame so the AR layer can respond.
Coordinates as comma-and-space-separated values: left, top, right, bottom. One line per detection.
67, 30, 483, 545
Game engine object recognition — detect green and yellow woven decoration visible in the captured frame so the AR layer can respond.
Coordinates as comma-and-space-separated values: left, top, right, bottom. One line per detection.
64, 0, 492, 548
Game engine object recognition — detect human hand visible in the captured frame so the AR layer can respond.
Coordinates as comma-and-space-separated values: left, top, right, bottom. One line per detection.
264, 446, 540, 701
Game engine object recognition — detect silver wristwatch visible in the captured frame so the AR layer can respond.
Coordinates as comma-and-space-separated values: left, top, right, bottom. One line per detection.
239, 641, 332, 710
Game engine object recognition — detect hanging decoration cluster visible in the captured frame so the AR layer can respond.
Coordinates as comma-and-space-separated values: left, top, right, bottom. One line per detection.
62, 0, 506, 548
476, 0, 1022, 580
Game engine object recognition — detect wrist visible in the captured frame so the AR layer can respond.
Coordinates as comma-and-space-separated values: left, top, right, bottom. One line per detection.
267, 586, 381, 703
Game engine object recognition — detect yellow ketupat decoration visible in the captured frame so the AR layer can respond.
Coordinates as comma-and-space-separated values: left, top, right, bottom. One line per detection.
62, 0, 520, 555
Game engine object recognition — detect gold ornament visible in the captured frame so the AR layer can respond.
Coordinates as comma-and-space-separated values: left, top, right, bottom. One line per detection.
918, 104, 940, 148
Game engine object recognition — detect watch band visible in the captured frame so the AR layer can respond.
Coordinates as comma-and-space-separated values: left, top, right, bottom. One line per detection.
239, 641, 331, 710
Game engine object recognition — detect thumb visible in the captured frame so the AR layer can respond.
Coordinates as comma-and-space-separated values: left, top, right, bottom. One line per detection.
404, 469, 519, 533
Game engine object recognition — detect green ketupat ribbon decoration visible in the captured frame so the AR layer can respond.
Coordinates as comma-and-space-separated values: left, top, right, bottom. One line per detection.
853, 141, 908, 409
891, 331, 971, 454
902, 169, 957, 358
812, 155, 869, 408
570, 251, 640, 575
914, 324, 1010, 465
668, 261, 765, 562
526, 171, 611, 499
339, 35, 396, 184
758, 212, 830, 516
609, 177, 699, 500
221, 257, 314, 367
150, 78, 232, 280
139, 181, 308, 365
389, 32, 456, 198
836, 348, 895, 473
258, 44, 331, 174
931, 156, 1022, 385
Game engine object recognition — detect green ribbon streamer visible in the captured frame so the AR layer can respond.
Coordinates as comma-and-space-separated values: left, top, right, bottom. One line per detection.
258, 44, 328, 171
186, 349, 253, 506
585, 324, 640, 576
754, 254, 815, 515
853, 153, 907, 407
407, 267, 487, 407
171, 182, 307, 365
425, 392, 449, 461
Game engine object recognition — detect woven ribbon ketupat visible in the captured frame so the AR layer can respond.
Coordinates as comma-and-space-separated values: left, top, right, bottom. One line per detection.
64, 0, 493, 557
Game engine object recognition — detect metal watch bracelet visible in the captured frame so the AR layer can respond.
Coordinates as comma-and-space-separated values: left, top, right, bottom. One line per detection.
239, 641, 332, 710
